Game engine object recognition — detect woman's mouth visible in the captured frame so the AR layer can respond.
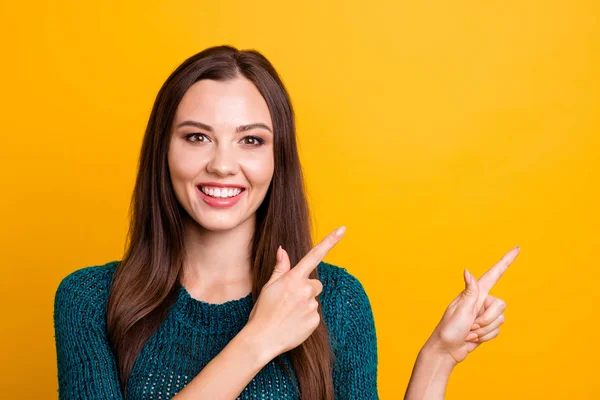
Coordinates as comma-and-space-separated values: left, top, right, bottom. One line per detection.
196, 185, 246, 208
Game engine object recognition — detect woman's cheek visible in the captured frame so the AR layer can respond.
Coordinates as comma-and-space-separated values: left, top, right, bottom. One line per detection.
240, 155, 274, 188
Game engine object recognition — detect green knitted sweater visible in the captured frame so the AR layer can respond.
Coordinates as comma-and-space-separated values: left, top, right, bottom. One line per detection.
53, 260, 378, 399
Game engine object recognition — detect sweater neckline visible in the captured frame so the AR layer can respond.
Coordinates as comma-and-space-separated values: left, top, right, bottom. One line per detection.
172, 283, 254, 334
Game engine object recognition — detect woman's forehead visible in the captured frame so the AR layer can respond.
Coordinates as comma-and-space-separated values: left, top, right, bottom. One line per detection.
174, 78, 273, 131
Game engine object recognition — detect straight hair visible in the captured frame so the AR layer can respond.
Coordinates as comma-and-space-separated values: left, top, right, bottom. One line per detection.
106, 45, 335, 399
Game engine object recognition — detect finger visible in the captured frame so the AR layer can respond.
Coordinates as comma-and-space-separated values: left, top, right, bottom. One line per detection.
475, 291, 494, 319
265, 246, 291, 286
477, 327, 501, 342
477, 246, 520, 294
308, 298, 319, 312
456, 269, 479, 314
292, 226, 346, 278
482, 294, 497, 310
466, 340, 481, 352
309, 279, 323, 297
473, 313, 505, 337
474, 297, 507, 327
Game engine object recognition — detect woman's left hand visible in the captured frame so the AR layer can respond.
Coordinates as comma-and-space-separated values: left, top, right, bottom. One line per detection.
423, 246, 521, 365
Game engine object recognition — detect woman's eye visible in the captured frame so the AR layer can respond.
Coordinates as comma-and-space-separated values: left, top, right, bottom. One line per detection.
242, 136, 265, 146
184, 134, 264, 146
185, 133, 208, 143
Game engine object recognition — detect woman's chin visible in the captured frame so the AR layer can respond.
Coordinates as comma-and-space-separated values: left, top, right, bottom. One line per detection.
193, 215, 249, 233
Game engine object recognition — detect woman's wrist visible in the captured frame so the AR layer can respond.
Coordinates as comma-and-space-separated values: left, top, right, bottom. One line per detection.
420, 338, 458, 373
404, 340, 457, 400
238, 323, 279, 367
417, 341, 457, 378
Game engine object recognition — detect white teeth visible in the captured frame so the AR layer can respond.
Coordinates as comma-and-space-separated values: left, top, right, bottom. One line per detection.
201, 186, 242, 198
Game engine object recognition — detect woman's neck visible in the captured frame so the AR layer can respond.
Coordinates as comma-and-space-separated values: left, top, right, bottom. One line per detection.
180, 215, 255, 303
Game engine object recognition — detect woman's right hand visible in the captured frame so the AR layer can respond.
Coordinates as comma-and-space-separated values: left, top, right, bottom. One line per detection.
244, 226, 347, 360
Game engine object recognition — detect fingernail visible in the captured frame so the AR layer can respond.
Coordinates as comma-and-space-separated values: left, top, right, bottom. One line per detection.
465, 332, 478, 341
276, 245, 282, 261
464, 269, 471, 285
471, 323, 480, 330
335, 226, 346, 237
516, 245, 520, 250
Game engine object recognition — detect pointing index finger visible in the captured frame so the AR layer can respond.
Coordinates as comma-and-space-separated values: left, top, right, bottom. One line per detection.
292, 226, 346, 278
477, 246, 520, 294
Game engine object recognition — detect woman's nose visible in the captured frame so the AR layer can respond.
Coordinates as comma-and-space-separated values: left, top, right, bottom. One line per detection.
206, 145, 240, 176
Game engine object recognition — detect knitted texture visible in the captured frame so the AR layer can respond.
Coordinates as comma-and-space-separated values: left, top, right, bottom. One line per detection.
54, 261, 378, 399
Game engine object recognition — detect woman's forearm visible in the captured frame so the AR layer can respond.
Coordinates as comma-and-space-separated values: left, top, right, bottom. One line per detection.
172, 326, 274, 400
404, 343, 457, 400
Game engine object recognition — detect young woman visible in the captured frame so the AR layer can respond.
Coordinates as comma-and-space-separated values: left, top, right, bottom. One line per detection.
54, 45, 519, 400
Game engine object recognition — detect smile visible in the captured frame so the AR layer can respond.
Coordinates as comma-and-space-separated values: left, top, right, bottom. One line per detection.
196, 185, 246, 208
199, 186, 243, 198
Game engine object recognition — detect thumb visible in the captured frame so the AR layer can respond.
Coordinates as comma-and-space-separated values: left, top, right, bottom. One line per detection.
266, 246, 291, 286
459, 269, 479, 311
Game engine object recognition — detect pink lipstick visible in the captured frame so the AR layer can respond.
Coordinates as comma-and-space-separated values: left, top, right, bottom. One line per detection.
196, 184, 246, 208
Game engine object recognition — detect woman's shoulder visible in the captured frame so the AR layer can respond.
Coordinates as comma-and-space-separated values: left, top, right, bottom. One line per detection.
317, 261, 377, 348
54, 260, 120, 319
317, 261, 368, 297
318, 263, 378, 392
317, 261, 374, 317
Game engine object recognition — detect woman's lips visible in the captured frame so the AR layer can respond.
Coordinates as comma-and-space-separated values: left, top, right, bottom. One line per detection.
196, 186, 246, 208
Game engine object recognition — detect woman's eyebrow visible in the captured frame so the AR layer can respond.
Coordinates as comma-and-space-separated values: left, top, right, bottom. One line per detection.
176, 120, 272, 133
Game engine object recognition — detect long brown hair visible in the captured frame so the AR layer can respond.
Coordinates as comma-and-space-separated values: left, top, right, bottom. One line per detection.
106, 45, 334, 399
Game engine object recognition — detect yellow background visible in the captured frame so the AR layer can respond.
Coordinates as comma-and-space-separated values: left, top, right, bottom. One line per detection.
1, 0, 598, 398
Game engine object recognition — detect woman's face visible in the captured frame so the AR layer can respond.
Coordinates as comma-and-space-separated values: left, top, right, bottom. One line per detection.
168, 77, 275, 232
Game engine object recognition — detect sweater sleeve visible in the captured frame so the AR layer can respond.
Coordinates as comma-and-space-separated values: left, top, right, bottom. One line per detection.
332, 269, 379, 399
53, 263, 124, 399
